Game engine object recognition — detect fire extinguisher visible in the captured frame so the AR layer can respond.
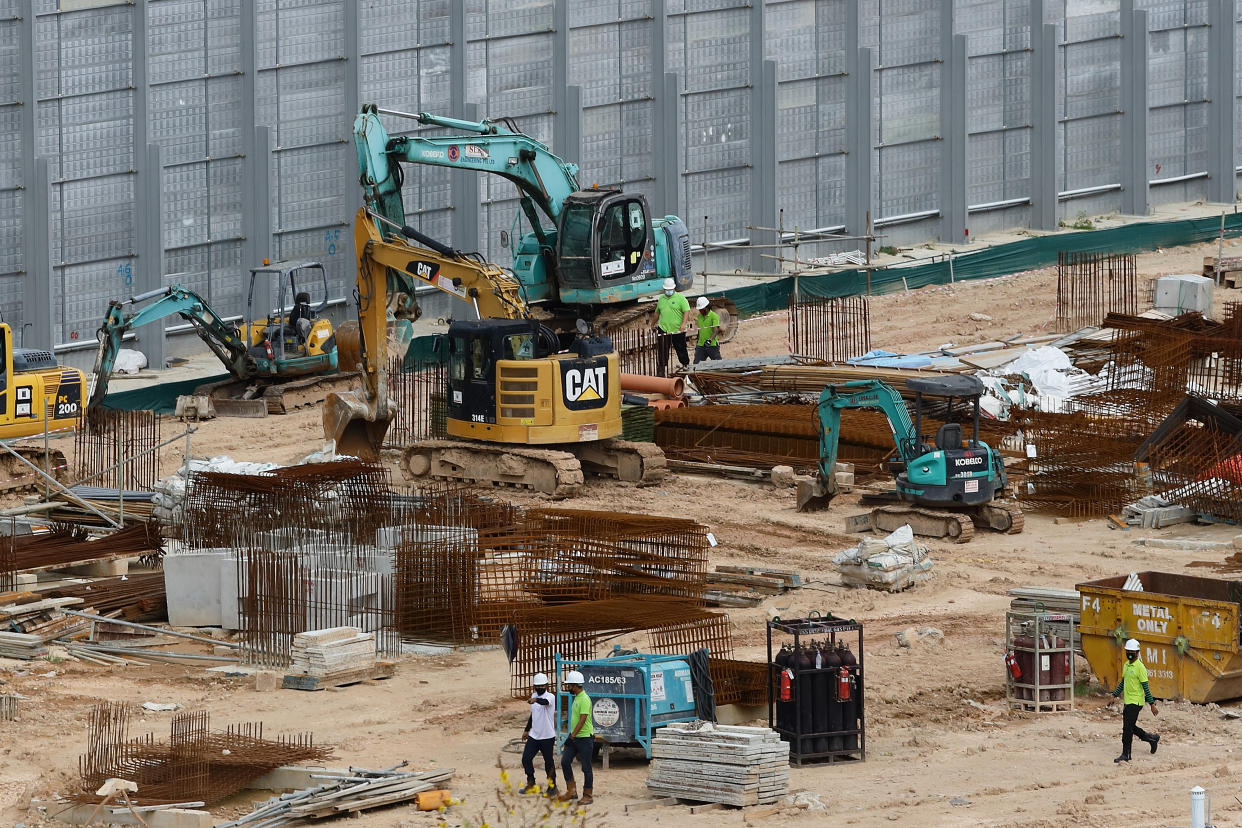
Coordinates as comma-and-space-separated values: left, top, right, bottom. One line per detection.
837, 665, 852, 702
1005, 650, 1021, 679
263, 339, 275, 360
779, 667, 793, 702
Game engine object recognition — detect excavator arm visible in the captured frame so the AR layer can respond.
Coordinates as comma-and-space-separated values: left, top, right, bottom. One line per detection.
87, 286, 251, 412
798, 380, 918, 510
355, 105, 578, 238
323, 209, 530, 461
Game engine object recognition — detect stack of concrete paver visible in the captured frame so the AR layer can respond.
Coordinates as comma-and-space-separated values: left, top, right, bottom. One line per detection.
646, 722, 789, 807
289, 627, 376, 679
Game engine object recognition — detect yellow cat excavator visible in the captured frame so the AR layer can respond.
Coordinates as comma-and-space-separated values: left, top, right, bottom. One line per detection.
324, 209, 665, 495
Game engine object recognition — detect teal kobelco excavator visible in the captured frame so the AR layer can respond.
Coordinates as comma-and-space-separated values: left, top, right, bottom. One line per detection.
352, 104, 737, 338
797, 376, 1023, 543
88, 262, 350, 416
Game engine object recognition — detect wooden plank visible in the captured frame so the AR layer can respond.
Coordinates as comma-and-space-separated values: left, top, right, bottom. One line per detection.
715, 566, 803, 588
624, 798, 678, 813
689, 803, 724, 814
0, 597, 83, 615
703, 571, 784, 592
282, 662, 396, 691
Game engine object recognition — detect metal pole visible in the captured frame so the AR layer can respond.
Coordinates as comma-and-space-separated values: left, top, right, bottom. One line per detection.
865, 211, 873, 296
63, 609, 241, 648
115, 423, 124, 525
0, 442, 120, 527
42, 405, 49, 500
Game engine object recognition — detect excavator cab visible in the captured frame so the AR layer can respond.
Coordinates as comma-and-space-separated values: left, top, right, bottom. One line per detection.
241, 261, 337, 374
555, 190, 662, 304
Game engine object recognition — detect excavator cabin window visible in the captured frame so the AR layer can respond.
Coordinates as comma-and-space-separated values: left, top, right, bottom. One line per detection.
597, 200, 646, 281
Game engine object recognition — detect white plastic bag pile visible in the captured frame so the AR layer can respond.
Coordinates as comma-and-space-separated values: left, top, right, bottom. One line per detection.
150, 455, 282, 527
832, 525, 933, 592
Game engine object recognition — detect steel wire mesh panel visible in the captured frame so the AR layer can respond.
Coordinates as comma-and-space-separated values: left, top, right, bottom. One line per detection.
788, 294, 871, 363
385, 355, 447, 448
73, 409, 161, 491
612, 327, 662, 378
1055, 252, 1137, 332
1144, 422, 1242, 524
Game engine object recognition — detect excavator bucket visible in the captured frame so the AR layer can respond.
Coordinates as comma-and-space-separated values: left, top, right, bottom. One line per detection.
323, 390, 393, 463
795, 478, 835, 512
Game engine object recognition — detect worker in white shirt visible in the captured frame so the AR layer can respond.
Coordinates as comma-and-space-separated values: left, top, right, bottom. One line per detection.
519, 673, 558, 796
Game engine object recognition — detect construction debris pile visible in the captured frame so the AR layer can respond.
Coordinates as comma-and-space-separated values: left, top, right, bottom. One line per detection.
833, 525, 933, 592
646, 722, 789, 807
226, 764, 454, 826
76, 703, 332, 805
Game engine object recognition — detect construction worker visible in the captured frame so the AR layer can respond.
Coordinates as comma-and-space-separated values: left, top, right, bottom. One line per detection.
693, 296, 722, 364
654, 278, 690, 374
1106, 638, 1159, 762
557, 669, 594, 806
519, 673, 557, 796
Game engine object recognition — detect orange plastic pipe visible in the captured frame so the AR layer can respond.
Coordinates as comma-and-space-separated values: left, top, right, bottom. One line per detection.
620, 373, 684, 398
648, 398, 686, 410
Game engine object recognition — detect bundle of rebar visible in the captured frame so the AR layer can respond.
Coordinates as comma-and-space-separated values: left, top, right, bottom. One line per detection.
45, 572, 167, 621
77, 704, 332, 805
74, 409, 162, 491
7, 522, 162, 573
788, 294, 871, 363
1143, 419, 1242, 523
224, 765, 455, 825
613, 326, 663, 377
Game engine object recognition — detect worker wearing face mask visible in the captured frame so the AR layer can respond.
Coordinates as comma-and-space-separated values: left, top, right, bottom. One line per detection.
654, 278, 690, 375
1106, 638, 1159, 762
519, 673, 558, 797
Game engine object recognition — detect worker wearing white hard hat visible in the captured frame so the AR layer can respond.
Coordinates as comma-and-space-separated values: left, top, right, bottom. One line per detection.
520, 672, 558, 796
654, 278, 690, 374
693, 296, 722, 365
1106, 638, 1159, 762
557, 669, 595, 806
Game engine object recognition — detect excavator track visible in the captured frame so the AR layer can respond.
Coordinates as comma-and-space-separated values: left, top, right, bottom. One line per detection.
401, 438, 668, 496
969, 500, 1025, 534
0, 447, 70, 496
195, 373, 360, 417
870, 504, 976, 544
402, 439, 586, 497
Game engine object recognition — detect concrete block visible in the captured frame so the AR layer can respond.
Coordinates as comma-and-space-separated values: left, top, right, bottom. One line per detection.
64, 557, 130, 577
770, 465, 796, 488
248, 765, 351, 792
220, 554, 240, 631
714, 703, 766, 725
1154, 274, 1214, 315
163, 550, 228, 626
52, 804, 212, 828
14, 573, 36, 587
254, 671, 282, 691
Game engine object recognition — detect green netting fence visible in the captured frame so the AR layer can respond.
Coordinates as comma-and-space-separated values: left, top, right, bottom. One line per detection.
712, 211, 1242, 316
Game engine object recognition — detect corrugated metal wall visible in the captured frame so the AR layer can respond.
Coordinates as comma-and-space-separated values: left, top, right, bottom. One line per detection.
5, 0, 1240, 362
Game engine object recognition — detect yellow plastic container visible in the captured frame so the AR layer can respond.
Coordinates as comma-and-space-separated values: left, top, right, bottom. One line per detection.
1077, 571, 1242, 703
415, 789, 452, 811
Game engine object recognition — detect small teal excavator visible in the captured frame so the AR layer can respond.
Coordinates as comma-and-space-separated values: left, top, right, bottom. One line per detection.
353, 104, 737, 337
797, 377, 1023, 542
87, 262, 343, 416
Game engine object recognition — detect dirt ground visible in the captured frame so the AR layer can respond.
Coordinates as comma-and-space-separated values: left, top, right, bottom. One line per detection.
3, 236, 1242, 827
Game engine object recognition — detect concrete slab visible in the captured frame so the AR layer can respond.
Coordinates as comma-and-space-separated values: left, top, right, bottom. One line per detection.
51, 804, 212, 828
163, 550, 228, 626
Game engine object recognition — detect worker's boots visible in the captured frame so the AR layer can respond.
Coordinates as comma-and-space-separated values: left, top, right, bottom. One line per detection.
556, 783, 577, 803
520, 780, 541, 795
577, 788, 594, 806
1113, 753, 1131, 763
1146, 734, 1160, 754
544, 779, 558, 798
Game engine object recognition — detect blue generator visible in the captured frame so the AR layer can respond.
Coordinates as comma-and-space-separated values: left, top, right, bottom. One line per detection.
555, 650, 699, 757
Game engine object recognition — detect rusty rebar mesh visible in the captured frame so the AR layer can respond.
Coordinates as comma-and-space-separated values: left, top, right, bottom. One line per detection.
394, 527, 483, 643
788, 294, 871, 362
1055, 251, 1137, 331
77, 704, 331, 805
73, 409, 162, 491
1014, 407, 1152, 516
613, 326, 662, 377
521, 508, 709, 602
1144, 421, 1242, 523
0, 518, 15, 593
384, 355, 447, 448
709, 658, 770, 707
504, 597, 731, 697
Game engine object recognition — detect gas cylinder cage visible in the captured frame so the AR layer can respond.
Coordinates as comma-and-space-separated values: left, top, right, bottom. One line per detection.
1005, 610, 1077, 713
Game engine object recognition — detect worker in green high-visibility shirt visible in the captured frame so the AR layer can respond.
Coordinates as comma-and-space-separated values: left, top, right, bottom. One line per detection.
556, 669, 595, 806
692, 296, 722, 364
1106, 638, 1159, 762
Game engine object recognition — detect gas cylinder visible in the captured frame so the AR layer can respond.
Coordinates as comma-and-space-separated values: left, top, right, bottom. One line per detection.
1048, 635, 1069, 701
811, 642, 830, 754
793, 644, 816, 754
823, 641, 843, 752
1012, 634, 1036, 700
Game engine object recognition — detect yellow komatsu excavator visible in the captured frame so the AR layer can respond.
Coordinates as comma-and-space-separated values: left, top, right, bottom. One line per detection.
324, 209, 665, 495
0, 323, 84, 493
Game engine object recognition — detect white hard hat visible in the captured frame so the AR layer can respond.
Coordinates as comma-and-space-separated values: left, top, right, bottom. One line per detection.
565, 670, 585, 684
662, 278, 675, 291
1124, 638, 1140, 651
696, 296, 710, 310
533, 673, 549, 685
